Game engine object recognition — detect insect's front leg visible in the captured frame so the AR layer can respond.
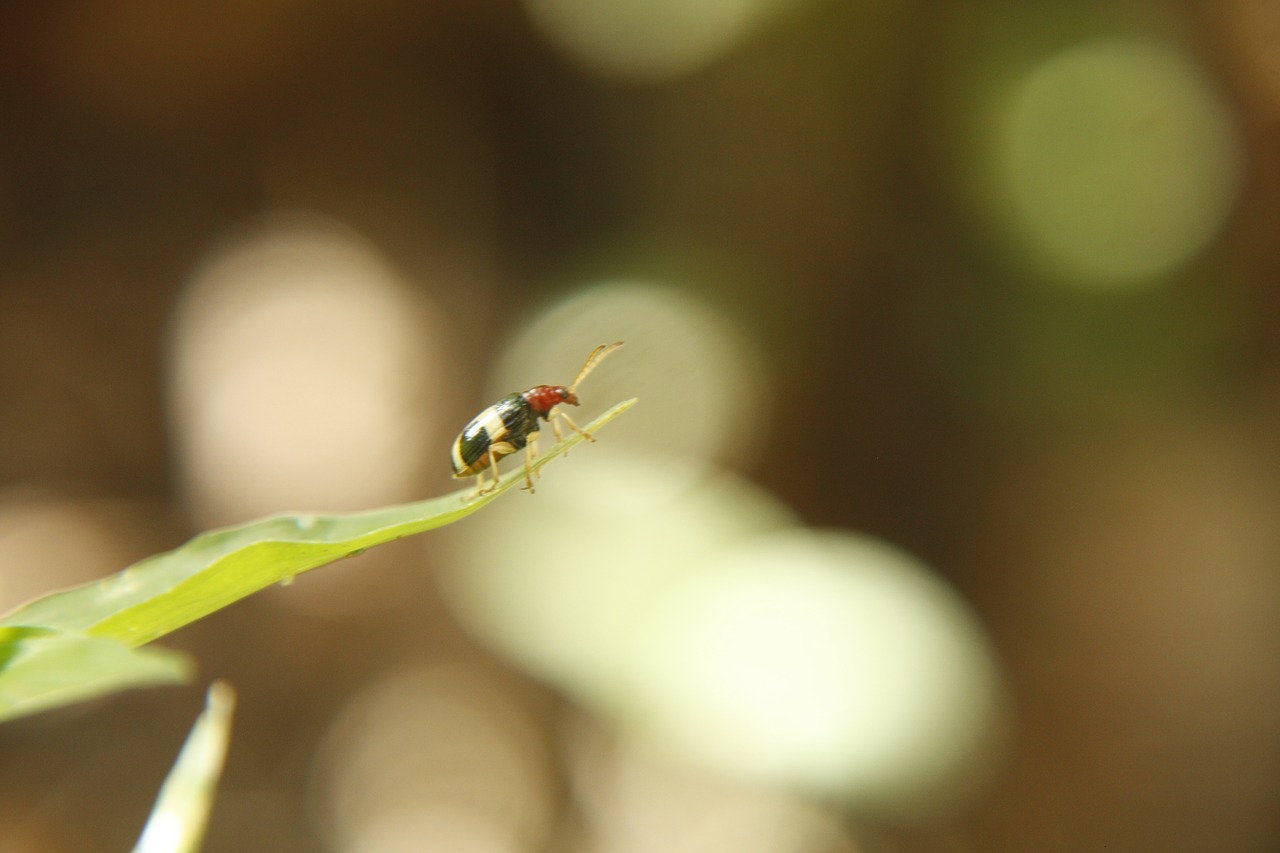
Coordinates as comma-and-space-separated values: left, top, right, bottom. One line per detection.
555, 410, 594, 443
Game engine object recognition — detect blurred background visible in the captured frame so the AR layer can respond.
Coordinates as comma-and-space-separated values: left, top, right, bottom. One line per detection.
1, 0, 1279, 850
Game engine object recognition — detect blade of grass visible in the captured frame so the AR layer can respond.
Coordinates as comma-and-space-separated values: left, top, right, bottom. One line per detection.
132, 681, 236, 853
0, 627, 191, 723
0, 399, 635, 648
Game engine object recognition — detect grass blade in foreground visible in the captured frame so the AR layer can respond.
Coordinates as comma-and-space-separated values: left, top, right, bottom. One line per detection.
0, 399, 635, 648
0, 627, 191, 723
133, 681, 236, 853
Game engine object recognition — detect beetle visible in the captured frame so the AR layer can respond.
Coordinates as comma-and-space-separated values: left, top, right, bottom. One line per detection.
451, 342, 623, 498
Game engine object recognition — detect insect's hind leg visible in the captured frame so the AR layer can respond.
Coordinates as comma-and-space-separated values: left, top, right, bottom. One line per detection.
475, 447, 503, 496
521, 433, 539, 493
462, 467, 486, 502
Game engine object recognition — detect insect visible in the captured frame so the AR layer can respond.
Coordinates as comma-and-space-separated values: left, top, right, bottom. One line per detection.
451, 342, 623, 498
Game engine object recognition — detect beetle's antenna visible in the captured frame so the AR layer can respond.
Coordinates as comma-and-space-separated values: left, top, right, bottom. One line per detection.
569, 341, 623, 392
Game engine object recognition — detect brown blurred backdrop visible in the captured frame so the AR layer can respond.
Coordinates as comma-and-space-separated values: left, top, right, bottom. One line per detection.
1, 1, 1279, 851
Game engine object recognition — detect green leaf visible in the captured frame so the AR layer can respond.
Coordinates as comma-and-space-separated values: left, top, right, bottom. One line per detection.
0, 627, 191, 723
0, 399, 636, 648
133, 681, 236, 853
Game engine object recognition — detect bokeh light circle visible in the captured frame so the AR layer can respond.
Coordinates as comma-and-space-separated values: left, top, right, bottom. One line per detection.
439, 452, 797, 699
171, 214, 442, 525
494, 281, 766, 480
567, 724, 860, 853
621, 529, 1003, 815
999, 37, 1241, 288
312, 663, 553, 853
522, 0, 815, 82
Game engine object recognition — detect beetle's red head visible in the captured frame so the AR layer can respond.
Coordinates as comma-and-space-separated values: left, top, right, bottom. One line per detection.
524, 384, 578, 415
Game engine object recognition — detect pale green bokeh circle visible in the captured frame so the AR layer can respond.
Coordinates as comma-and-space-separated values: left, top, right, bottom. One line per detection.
439, 453, 798, 696
522, 0, 813, 82
1001, 37, 1242, 288
491, 281, 767, 474
619, 529, 1004, 815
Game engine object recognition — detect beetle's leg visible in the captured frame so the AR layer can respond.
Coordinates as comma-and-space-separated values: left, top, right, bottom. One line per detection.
477, 442, 519, 496
556, 411, 594, 443
521, 443, 537, 493
546, 409, 574, 458
464, 468, 484, 502
463, 457, 493, 501
519, 431, 539, 492
477, 447, 502, 496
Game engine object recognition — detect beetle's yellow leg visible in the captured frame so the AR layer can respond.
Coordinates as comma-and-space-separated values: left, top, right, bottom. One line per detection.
522, 443, 537, 493
556, 411, 594, 442
477, 442, 518, 496
464, 468, 484, 502
546, 411, 572, 457
524, 432, 541, 490
476, 448, 502, 496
